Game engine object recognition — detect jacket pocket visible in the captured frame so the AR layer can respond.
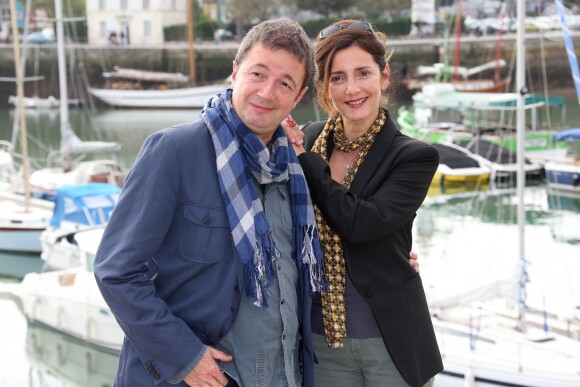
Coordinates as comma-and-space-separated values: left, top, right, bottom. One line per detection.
181, 203, 231, 263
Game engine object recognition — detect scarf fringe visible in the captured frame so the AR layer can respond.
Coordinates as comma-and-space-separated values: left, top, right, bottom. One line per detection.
245, 238, 277, 308
299, 224, 325, 294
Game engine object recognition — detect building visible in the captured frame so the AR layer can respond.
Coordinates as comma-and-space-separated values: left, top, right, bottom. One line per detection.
0, 0, 24, 42
86, 0, 190, 46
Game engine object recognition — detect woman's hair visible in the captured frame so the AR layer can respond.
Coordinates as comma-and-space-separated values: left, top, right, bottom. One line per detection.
315, 20, 393, 116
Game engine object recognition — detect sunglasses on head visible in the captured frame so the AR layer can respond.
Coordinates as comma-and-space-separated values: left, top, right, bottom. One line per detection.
318, 21, 374, 40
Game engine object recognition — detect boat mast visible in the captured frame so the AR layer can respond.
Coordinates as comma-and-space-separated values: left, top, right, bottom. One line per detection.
516, 0, 527, 333
495, 1, 506, 82
55, 0, 70, 147
453, 0, 463, 82
9, 0, 31, 211
187, 0, 196, 85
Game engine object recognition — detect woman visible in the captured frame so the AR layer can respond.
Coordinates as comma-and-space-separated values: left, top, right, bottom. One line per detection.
284, 20, 443, 387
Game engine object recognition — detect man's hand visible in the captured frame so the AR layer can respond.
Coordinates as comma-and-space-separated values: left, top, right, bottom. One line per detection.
282, 115, 306, 155
183, 347, 233, 386
409, 251, 420, 274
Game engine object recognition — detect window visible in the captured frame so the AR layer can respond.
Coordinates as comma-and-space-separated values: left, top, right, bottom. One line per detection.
143, 0, 150, 9
121, 0, 128, 10
172, 0, 177, 11
144, 21, 151, 37
100, 21, 106, 37
99, 0, 106, 10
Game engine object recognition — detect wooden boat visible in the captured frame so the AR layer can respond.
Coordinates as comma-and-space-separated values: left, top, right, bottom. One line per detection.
88, 68, 229, 108
404, 61, 511, 94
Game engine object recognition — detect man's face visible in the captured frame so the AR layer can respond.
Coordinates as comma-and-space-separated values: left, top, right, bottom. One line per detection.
231, 43, 308, 144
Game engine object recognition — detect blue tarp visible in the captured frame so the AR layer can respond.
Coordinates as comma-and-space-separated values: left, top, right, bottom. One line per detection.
50, 183, 121, 228
553, 128, 580, 143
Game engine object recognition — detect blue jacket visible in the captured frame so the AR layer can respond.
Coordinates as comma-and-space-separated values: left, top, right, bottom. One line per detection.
94, 120, 315, 386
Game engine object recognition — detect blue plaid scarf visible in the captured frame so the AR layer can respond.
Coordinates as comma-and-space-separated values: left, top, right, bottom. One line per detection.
201, 89, 324, 308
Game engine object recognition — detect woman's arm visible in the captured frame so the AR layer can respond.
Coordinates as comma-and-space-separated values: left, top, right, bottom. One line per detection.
298, 141, 438, 244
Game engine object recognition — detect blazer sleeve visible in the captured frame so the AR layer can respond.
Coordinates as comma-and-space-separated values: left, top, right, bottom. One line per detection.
94, 130, 205, 380
297, 139, 439, 244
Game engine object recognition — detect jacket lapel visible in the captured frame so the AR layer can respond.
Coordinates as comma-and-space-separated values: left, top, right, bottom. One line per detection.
349, 115, 397, 195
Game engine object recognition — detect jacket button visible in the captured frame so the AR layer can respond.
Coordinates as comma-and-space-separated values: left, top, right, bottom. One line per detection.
153, 373, 160, 380
145, 360, 153, 367
234, 285, 241, 295
203, 216, 211, 225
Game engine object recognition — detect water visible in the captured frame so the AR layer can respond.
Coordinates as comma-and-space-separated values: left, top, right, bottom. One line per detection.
1, 92, 579, 386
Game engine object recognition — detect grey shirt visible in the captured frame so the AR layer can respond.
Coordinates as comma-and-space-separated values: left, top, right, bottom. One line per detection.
217, 182, 301, 387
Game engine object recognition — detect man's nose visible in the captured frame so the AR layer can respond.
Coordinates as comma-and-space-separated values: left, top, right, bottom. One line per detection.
257, 80, 276, 99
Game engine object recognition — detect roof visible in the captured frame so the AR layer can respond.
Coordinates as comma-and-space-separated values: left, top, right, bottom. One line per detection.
50, 183, 121, 228
553, 128, 580, 143
413, 84, 566, 111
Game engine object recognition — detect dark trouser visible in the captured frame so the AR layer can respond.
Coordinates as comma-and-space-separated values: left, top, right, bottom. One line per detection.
312, 333, 435, 387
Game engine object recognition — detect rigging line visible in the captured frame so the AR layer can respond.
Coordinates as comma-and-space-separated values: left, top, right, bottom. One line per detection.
539, 33, 553, 129
10, 0, 33, 148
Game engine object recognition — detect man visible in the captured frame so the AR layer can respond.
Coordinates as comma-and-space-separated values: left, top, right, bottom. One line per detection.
94, 19, 323, 387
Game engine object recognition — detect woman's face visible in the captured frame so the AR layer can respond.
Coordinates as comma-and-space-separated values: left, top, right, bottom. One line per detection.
327, 45, 389, 130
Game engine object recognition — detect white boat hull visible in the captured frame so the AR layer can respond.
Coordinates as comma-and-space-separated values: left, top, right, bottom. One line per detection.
432, 315, 580, 387
88, 83, 227, 108
20, 268, 124, 351
40, 227, 103, 270
0, 228, 43, 253
0, 195, 53, 253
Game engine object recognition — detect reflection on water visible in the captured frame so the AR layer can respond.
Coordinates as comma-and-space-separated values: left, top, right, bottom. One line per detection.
26, 322, 119, 387
0, 252, 43, 279
416, 185, 580, 322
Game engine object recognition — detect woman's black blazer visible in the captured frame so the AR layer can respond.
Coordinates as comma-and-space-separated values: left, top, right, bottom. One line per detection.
297, 114, 443, 387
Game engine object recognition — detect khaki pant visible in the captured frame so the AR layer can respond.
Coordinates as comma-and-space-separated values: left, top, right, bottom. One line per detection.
312, 333, 435, 387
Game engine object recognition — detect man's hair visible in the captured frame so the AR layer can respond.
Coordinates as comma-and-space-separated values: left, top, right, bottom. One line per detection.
234, 19, 314, 90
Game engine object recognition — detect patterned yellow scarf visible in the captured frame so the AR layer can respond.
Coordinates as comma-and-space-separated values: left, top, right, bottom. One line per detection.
311, 109, 386, 348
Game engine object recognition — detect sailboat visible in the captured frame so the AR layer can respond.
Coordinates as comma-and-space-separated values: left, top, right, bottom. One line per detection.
87, 3, 228, 109
25, 1, 123, 197
14, 0, 125, 352
426, 1, 580, 385
0, 0, 54, 254
404, 0, 511, 94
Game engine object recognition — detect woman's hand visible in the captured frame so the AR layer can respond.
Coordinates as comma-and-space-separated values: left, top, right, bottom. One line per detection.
282, 115, 306, 155
409, 251, 420, 274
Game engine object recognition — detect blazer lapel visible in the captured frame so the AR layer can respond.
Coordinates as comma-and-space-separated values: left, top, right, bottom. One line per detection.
349, 115, 397, 194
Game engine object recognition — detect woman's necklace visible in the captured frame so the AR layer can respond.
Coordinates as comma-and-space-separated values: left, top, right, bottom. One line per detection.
338, 148, 360, 171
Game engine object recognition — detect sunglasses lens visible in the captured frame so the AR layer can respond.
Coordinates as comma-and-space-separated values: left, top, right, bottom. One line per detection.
318, 21, 374, 40
319, 25, 340, 39
350, 21, 373, 32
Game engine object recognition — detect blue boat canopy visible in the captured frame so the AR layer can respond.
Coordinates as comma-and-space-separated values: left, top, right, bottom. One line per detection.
553, 128, 580, 143
50, 183, 121, 228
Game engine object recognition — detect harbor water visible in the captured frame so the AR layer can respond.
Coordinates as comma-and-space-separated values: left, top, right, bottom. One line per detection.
0, 91, 579, 386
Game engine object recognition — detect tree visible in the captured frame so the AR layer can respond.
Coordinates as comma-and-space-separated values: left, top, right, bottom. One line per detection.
225, 0, 287, 37
296, 0, 354, 19
356, 0, 411, 19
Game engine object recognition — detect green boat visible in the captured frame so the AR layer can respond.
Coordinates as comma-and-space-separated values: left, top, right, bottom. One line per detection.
397, 83, 568, 154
